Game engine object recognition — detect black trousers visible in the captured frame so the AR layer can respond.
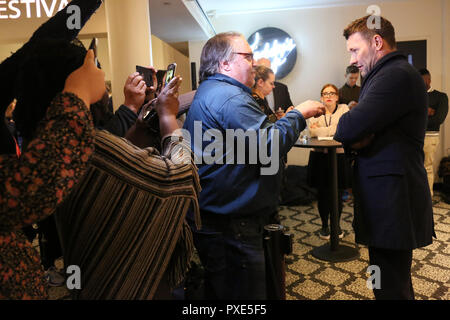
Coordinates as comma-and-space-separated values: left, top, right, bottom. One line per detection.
38, 215, 62, 270
317, 187, 343, 229
368, 247, 414, 300
190, 214, 269, 300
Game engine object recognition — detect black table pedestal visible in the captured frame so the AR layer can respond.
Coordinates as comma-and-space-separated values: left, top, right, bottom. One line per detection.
295, 139, 359, 263
312, 243, 360, 262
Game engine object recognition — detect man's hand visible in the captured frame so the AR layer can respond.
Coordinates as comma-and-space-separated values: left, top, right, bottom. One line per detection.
295, 100, 326, 119
351, 134, 375, 150
348, 101, 358, 109
154, 76, 182, 138
123, 72, 146, 114
155, 76, 182, 119
428, 108, 435, 116
274, 107, 284, 120
277, 106, 295, 119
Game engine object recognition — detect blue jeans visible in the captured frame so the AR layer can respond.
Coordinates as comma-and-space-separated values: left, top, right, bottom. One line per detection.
190, 213, 269, 300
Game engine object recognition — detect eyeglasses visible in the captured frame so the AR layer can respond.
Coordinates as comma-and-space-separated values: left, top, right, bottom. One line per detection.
232, 52, 254, 62
322, 92, 338, 97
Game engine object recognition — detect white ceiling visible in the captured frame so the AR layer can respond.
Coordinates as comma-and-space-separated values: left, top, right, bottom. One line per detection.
150, 0, 407, 43
149, 0, 209, 43
198, 0, 405, 17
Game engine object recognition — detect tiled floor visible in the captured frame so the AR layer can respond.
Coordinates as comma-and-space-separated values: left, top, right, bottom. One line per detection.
281, 194, 450, 300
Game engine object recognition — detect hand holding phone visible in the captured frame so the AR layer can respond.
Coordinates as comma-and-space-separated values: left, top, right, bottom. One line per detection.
136, 65, 155, 87
88, 37, 100, 68
164, 63, 177, 87
141, 75, 182, 131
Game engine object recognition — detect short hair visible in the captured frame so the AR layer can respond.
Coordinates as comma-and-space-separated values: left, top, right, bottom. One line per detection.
418, 68, 430, 76
346, 65, 360, 75
256, 58, 271, 68
343, 15, 397, 49
199, 31, 243, 83
253, 65, 274, 88
321, 83, 339, 96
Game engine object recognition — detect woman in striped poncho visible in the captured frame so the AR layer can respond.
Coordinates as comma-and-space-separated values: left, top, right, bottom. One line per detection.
55, 76, 201, 299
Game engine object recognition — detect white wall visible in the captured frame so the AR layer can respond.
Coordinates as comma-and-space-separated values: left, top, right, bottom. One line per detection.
191, 0, 450, 170
152, 35, 191, 94
0, 42, 22, 62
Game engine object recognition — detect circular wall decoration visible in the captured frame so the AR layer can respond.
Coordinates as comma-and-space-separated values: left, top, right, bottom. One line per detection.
248, 27, 297, 79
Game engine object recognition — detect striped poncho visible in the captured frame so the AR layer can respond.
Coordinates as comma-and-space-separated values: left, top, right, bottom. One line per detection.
55, 130, 201, 299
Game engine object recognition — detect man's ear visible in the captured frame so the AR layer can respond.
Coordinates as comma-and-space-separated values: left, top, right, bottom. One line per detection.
372, 34, 384, 51
219, 59, 232, 73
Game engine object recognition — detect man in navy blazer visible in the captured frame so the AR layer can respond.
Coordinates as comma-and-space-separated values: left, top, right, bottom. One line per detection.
334, 15, 434, 300
272, 81, 293, 112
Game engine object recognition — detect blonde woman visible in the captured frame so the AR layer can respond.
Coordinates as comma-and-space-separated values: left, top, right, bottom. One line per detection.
252, 65, 277, 122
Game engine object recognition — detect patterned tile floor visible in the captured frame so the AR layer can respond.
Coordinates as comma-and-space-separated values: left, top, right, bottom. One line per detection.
280, 193, 450, 300
46, 194, 450, 300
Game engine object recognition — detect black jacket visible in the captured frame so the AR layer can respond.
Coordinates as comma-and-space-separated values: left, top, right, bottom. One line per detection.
334, 51, 434, 250
426, 90, 448, 131
273, 81, 293, 111
339, 83, 360, 105
93, 105, 138, 137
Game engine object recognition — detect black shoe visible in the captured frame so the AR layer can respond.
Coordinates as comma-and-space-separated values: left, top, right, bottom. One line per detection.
337, 227, 344, 239
319, 227, 330, 240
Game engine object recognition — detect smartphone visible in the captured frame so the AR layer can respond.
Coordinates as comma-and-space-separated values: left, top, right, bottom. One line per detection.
136, 65, 154, 87
164, 63, 177, 86
88, 37, 100, 68
155, 69, 166, 93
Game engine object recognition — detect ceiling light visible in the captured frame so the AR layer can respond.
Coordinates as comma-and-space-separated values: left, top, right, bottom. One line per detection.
182, 0, 216, 38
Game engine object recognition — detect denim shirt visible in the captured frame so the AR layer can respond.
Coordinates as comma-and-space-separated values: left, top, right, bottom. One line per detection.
183, 73, 306, 216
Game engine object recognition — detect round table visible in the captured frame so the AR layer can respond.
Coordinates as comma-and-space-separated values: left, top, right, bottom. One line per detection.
294, 137, 359, 262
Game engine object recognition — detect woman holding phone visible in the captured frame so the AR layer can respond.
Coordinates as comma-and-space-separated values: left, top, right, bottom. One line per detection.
0, 42, 105, 299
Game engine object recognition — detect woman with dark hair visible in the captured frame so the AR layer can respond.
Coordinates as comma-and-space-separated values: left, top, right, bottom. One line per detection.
12, 39, 90, 144
307, 84, 351, 240
0, 48, 105, 299
55, 76, 202, 300
0, 0, 105, 299
16, 51, 93, 283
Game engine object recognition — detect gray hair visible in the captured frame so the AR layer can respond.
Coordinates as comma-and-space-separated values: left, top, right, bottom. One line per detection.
199, 31, 243, 83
